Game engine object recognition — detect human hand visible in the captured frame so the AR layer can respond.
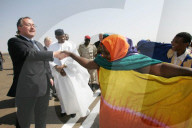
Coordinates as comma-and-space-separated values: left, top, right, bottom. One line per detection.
53, 51, 67, 60
50, 78, 54, 86
60, 69, 66, 76
54, 65, 63, 73
61, 64, 67, 68
61, 51, 71, 57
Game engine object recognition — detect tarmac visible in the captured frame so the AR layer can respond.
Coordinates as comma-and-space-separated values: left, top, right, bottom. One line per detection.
0, 54, 100, 128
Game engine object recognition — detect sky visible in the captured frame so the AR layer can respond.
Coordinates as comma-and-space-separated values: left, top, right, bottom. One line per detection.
1, 0, 192, 53
38, 0, 164, 47
157, 0, 192, 43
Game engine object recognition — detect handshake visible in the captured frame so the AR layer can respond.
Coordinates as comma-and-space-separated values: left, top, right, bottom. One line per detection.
53, 51, 70, 60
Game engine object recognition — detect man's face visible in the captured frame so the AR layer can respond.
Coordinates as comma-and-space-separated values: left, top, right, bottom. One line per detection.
44, 40, 52, 47
65, 35, 69, 40
99, 34, 103, 41
18, 18, 36, 39
171, 36, 188, 53
56, 35, 65, 43
84, 39, 90, 45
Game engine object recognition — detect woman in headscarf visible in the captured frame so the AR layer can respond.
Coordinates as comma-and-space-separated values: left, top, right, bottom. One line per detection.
63, 34, 192, 128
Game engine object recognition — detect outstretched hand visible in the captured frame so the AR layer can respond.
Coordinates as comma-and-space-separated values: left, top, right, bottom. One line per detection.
53, 51, 68, 60
61, 51, 71, 57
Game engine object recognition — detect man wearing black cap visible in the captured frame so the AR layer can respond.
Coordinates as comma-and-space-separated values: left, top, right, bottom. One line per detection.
48, 29, 93, 118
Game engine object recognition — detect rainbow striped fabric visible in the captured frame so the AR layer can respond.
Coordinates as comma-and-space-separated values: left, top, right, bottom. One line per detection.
95, 54, 192, 128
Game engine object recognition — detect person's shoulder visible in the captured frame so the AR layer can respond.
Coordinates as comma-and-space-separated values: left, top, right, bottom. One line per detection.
187, 52, 192, 59
65, 40, 77, 50
94, 40, 100, 44
65, 40, 72, 44
8, 36, 24, 46
93, 44, 97, 49
48, 42, 57, 49
34, 40, 41, 44
8, 36, 28, 49
79, 44, 85, 48
183, 53, 192, 67
50, 42, 58, 46
65, 40, 74, 47
8, 36, 19, 42
89, 43, 96, 47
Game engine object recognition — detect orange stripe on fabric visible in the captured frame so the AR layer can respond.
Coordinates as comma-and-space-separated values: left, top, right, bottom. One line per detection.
99, 98, 164, 128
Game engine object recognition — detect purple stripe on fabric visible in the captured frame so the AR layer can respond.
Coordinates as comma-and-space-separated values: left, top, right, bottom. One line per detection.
101, 96, 169, 128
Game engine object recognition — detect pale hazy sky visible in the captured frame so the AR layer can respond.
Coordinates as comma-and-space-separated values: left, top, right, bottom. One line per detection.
1, 0, 192, 53
157, 0, 192, 43
39, 0, 164, 47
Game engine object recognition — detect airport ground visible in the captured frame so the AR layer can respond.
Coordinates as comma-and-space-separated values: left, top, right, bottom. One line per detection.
0, 54, 100, 128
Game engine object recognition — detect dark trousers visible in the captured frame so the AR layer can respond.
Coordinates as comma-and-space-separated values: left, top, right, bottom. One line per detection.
16, 90, 49, 128
16, 118, 20, 128
50, 85, 56, 97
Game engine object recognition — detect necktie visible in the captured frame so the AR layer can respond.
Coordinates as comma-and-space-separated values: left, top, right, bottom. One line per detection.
29, 40, 40, 51
44, 46, 48, 51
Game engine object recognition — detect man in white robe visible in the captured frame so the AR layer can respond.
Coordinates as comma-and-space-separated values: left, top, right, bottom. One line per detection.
48, 29, 93, 117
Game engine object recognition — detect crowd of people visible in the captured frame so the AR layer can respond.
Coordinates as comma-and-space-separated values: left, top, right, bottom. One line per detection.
6, 16, 192, 128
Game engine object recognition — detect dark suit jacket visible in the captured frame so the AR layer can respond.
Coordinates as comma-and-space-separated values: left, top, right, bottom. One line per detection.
94, 41, 101, 48
44, 46, 55, 90
7, 35, 54, 97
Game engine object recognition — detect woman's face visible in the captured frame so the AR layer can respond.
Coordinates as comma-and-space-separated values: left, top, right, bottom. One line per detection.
100, 44, 111, 61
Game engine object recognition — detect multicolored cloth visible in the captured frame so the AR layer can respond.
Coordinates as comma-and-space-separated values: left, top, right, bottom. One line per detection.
137, 40, 192, 68
94, 54, 161, 70
94, 35, 192, 128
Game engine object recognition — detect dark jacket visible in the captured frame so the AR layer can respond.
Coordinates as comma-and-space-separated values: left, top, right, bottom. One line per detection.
7, 35, 53, 97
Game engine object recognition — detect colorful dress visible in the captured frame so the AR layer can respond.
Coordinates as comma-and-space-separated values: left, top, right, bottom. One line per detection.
94, 35, 192, 128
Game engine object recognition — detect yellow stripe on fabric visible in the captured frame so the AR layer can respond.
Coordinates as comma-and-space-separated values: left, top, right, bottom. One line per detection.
99, 67, 192, 126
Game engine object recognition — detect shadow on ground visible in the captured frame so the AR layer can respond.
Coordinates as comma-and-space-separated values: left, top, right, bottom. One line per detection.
0, 105, 74, 126
0, 98, 15, 109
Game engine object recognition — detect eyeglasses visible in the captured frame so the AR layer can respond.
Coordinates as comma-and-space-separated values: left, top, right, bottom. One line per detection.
23, 23, 37, 28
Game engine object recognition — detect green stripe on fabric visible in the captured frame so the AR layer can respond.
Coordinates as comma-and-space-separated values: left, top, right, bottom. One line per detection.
94, 54, 162, 70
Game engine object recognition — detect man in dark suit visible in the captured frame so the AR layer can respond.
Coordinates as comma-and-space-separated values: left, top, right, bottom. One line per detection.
7, 17, 65, 128
94, 33, 103, 48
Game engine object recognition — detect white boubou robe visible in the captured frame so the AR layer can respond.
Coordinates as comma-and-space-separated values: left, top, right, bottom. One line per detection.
48, 41, 93, 117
